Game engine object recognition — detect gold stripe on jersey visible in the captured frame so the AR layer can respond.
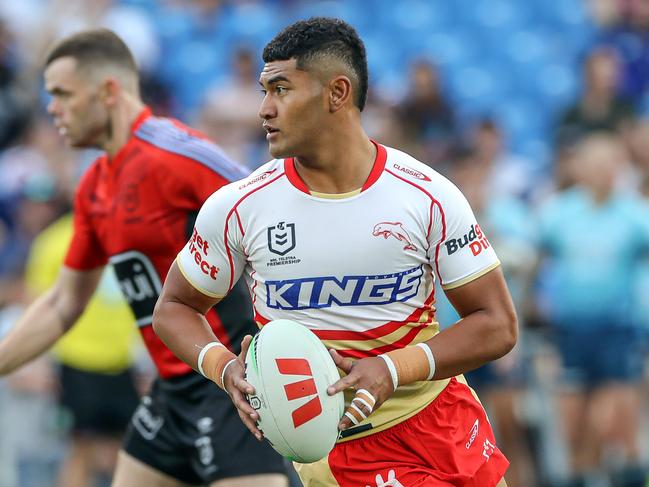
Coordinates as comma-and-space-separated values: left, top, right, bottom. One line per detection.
320, 323, 438, 355
441, 261, 501, 290
309, 188, 362, 199
176, 257, 225, 298
293, 457, 340, 486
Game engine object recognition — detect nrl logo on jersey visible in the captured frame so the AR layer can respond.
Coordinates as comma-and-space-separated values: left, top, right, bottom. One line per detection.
267, 221, 296, 256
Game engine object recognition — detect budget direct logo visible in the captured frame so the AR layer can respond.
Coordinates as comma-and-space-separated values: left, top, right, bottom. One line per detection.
189, 228, 219, 279
445, 224, 491, 257
276, 358, 322, 428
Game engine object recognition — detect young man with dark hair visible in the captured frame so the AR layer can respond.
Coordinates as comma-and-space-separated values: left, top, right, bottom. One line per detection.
154, 18, 517, 487
0, 28, 287, 487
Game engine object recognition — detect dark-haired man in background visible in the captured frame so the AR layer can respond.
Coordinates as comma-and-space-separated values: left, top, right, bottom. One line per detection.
0, 28, 287, 487
155, 17, 517, 487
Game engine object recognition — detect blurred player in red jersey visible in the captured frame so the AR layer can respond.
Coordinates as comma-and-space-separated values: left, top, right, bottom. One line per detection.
0, 29, 287, 487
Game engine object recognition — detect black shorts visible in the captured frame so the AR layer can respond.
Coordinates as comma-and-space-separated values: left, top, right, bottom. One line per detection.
123, 371, 286, 485
59, 364, 139, 436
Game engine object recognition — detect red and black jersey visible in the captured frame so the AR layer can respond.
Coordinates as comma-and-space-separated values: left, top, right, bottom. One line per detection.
64, 107, 252, 378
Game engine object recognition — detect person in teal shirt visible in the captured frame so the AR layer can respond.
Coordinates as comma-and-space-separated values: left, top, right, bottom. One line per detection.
537, 133, 649, 486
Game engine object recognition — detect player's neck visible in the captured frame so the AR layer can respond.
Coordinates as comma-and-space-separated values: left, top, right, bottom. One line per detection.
103, 94, 145, 159
294, 125, 376, 194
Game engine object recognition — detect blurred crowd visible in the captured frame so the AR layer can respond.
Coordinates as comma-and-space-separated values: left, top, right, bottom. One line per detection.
0, 1, 648, 486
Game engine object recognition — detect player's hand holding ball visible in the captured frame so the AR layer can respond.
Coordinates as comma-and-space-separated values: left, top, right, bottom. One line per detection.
222, 335, 265, 441
326, 351, 396, 431
327, 341, 436, 431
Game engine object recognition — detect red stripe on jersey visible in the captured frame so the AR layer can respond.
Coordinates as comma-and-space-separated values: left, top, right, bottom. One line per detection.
361, 141, 387, 191
254, 311, 271, 326
337, 322, 431, 359
385, 169, 447, 286
223, 171, 287, 291
284, 158, 310, 194
283, 141, 387, 194
234, 208, 245, 236
312, 290, 435, 341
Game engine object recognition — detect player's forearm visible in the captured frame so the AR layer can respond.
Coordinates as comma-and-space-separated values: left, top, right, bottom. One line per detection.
152, 299, 223, 374
426, 307, 518, 380
0, 289, 74, 375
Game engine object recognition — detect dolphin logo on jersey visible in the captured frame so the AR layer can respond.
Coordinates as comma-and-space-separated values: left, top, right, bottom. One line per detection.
372, 222, 417, 251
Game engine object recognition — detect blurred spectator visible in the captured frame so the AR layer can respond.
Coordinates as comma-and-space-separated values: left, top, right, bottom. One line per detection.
0, 19, 30, 151
362, 89, 408, 150
626, 117, 649, 191
536, 133, 649, 486
198, 46, 265, 167
24, 213, 142, 487
466, 118, 537, 201
596, 0, 649, 103
0, 173, 66, 280
395, 59, 457, 166
556, 47, 635, 149
436, 148, 538, 487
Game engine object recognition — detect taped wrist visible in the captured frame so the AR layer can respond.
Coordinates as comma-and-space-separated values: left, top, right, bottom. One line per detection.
380, 342, 436, 389
198, 342, 237, 389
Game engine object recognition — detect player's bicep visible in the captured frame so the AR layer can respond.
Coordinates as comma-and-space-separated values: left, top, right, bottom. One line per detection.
176, 189, 246, 298
159, 261, 221, 315
444, 265, 513, 319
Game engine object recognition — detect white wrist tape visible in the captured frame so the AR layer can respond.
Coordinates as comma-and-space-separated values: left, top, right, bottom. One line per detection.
220, 358, 237, 391
379, 354, 399, 391
197, 342, 224, 377
415, 342, 436, 380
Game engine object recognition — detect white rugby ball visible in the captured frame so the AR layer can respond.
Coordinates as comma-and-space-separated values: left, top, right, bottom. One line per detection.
245, 319, 344, 463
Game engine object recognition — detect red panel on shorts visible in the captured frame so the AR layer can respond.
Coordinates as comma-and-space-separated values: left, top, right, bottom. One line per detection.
327, 378, 509, 486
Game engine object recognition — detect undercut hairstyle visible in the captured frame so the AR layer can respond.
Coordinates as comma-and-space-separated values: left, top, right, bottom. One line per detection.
45, 28, 137, 77
263, 17, 369, 111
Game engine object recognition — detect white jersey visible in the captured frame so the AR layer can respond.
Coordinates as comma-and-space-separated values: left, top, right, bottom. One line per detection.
177, 143, 500, 439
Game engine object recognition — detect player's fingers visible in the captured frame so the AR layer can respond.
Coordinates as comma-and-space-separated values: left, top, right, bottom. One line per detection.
239, 334, 253, 360
327, 372, 357, 396
230, 389, 263, 440
224, 360, 255, 396
329, 349, 354, 372
339, 388, 376, 431
236, 407, 264, 441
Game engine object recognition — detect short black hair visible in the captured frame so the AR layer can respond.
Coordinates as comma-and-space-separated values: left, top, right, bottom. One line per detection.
263, 17, 369, 111
45, 28, 137, 74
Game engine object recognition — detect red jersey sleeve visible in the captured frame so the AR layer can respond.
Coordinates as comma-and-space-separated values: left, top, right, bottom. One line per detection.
63, 169, 109, 270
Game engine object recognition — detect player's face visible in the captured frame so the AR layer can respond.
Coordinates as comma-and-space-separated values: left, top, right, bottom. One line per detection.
44, 57, 109, 148
258, 59, 327, 158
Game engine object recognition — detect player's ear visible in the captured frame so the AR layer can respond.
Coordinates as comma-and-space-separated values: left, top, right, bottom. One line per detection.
328, 75, 352, 113
100, 77, 120, 107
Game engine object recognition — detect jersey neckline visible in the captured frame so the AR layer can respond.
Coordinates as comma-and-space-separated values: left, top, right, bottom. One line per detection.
283, 141, 387, 196
100, 106, 153, 170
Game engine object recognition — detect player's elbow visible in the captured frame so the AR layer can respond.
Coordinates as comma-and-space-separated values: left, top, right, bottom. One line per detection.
495, 306, 518, 358
152, 298, 172, 341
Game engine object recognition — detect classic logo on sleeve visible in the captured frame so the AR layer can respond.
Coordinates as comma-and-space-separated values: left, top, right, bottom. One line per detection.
189, 228, 219, 280
444, 224, 491, 257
